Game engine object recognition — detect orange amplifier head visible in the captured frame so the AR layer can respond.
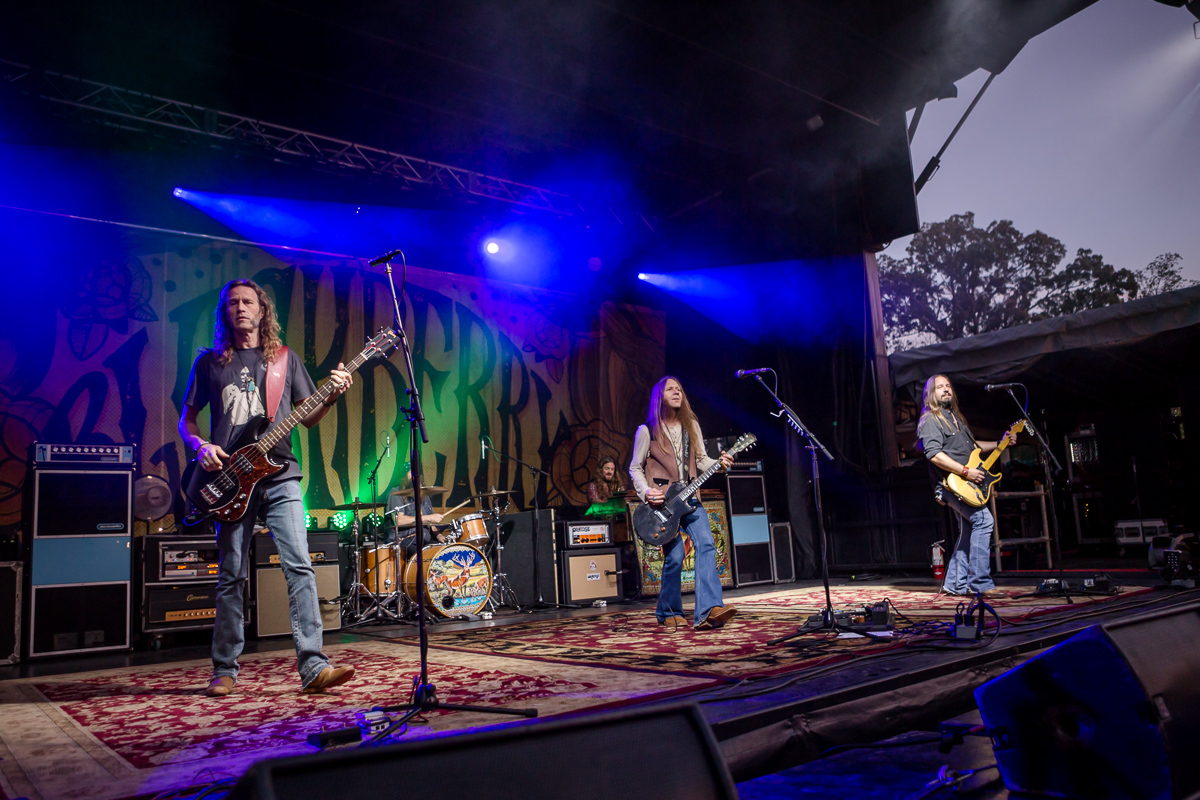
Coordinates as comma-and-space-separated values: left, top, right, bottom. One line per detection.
556, 520, 613, 548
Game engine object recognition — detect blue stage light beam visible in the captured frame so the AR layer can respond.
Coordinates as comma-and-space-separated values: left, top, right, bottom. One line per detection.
637, 257, 865, 345
172, 188, 469, 268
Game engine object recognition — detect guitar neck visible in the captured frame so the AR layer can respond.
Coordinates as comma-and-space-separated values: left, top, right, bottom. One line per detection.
979, 428, 1016, 471
255, 350, 373, 452
676, 444, 750, 504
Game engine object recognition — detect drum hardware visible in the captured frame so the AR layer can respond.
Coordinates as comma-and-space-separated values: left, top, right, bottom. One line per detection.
474, 486, 519, 612
340, 496, 404, 627
328, 501, 387, 511
388, 484, 451, 498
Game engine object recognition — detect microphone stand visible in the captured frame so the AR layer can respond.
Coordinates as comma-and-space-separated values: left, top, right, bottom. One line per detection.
363, 252, 536, 745
744, 373, 844, 645
1002, 387, 1084, 601
481, 438, 566, 609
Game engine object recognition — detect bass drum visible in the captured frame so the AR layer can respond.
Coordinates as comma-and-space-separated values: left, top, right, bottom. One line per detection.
402, 543, 493, 617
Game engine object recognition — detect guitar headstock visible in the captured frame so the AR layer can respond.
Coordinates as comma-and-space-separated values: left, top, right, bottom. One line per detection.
362, 328, 401, 359
1010, 420, 1026, 436
727, 432, 758, 457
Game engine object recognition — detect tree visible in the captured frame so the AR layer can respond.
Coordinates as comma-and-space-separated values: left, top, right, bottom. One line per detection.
879, 213, 1190, 351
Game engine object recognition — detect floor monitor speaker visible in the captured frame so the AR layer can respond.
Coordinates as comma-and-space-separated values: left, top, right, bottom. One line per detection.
976, 602, 1200, 799
228, 702, 735, 800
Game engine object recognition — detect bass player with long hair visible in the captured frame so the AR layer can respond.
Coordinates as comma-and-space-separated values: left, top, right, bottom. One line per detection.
179, 279, 357, 696
629, 376, 737, 630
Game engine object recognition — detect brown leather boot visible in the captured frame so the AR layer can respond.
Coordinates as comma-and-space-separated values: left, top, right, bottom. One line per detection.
205, 676, 236, 697
302, 665, 357, 694
696, 606, 738, 630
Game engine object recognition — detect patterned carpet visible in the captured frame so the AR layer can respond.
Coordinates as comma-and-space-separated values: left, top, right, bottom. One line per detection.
0, 640, 714, 800
413, 584, 1154, 678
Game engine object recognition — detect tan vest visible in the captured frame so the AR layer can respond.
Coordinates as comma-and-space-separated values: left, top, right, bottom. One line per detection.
644, 428, 698, 486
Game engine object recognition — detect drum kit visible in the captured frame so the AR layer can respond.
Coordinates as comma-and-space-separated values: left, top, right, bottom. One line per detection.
339, 486, 519, 625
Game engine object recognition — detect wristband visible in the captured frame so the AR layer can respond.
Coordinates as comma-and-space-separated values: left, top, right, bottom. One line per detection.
961, 464, 970, 477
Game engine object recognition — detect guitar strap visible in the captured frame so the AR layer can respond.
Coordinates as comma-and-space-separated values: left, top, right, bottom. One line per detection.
265, 346, 289, 423
680, 428, 691, 482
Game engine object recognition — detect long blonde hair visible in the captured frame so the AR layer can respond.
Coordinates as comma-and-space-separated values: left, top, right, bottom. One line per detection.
646, 375, 701, 450
918, 374, 971, 439
210, 279, 284, 365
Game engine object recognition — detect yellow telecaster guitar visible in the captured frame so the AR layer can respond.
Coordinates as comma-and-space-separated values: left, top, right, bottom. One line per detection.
942, 421, 1026, 508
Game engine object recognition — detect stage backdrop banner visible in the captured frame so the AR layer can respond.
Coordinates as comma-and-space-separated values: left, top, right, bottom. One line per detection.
0, 239, 665, 535
630, 498, 734, 596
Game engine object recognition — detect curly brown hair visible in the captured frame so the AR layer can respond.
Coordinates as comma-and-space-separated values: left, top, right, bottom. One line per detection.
210, 279, 284, 365
591, 456, 624, 501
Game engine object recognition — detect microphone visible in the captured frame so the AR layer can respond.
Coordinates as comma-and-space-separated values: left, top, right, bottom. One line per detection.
984, 382, 1023, 392
368, 249, 403, 266
735, 368, 771, 379
384, 433, 390, 458
481, 436, 487, 462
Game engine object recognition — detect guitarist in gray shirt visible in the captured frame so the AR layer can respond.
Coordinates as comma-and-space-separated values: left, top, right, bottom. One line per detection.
629, 376, 737, 631
917, 374, 1015, 596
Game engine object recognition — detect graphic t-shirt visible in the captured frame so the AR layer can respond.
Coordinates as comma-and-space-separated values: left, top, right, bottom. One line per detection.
183, 347, 317, 484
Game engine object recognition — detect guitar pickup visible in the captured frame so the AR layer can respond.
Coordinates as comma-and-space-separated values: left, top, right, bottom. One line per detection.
200, 485, 220, 504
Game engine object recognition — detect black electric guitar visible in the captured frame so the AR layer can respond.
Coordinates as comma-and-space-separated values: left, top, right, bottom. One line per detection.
632, 432, 757, 545
182, 329, 399, 523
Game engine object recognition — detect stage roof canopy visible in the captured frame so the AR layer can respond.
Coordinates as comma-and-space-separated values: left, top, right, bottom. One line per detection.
889, 285, 1200, 389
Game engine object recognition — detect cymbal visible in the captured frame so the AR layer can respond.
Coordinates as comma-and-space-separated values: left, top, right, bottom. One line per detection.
473, 489, 515, 499
328, 501, 386, 511
388, 484, 451, 497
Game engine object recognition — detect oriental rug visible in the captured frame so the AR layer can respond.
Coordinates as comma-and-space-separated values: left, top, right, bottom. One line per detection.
0, 639, 715, 800
412, 583, 1155, 679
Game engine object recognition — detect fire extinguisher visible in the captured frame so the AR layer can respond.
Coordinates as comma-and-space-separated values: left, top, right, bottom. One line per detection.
932, 540, 946, 581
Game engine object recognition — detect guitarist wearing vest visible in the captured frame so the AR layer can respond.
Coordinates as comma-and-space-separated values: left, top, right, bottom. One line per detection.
917, 374, 1017, 596
629, 376, 738, 631
179, 280, 357, 697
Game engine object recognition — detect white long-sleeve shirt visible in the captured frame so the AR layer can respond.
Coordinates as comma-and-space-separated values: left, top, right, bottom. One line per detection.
628, 422, 717, 503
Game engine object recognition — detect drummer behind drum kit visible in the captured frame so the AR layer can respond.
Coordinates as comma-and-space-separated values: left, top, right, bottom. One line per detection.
340, 486, 520, 625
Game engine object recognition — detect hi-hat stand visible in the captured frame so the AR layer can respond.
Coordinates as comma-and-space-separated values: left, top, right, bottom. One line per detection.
741, 370, 847, 646
362, 250, 535, 745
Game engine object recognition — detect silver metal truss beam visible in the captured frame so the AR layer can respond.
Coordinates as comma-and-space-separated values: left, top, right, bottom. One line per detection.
1, 60, 575, 216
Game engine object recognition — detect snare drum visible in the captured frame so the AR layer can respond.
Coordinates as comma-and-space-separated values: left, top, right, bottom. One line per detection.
453, 513, 489, 545
359, 544, 399, 594
401, 543, 493, 617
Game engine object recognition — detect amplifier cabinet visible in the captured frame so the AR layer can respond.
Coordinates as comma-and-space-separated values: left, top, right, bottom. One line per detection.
252, 564, 342, 638
29, 581, 130, 657
730, 514, 773, 587
0, 562, 20, 664
141, 536, 220, 584
559, 548, 624, 605
32, 469, 132, 538
770, 522, 796, 583
252, 532, 339, 567
556, 520, 613, 549
143, 583, 221, 633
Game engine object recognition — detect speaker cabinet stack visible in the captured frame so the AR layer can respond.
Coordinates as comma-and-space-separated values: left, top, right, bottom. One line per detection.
28, 450, 133, 657
726, 474, 773, 586
250, 532, 341, 638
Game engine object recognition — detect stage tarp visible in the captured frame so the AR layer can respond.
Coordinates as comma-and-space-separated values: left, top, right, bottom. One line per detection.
889, 285, 1200, 388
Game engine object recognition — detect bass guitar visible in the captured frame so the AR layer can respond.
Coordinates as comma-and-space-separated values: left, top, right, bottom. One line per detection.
182, 328, 399, 523
632, 432, 757, 545
942, 420, 1026, 508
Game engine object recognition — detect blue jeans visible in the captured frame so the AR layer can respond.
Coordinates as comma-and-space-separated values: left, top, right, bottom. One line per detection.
943, 495, 995, 594
656, 501, 725, 626
212, 479, 329, 687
